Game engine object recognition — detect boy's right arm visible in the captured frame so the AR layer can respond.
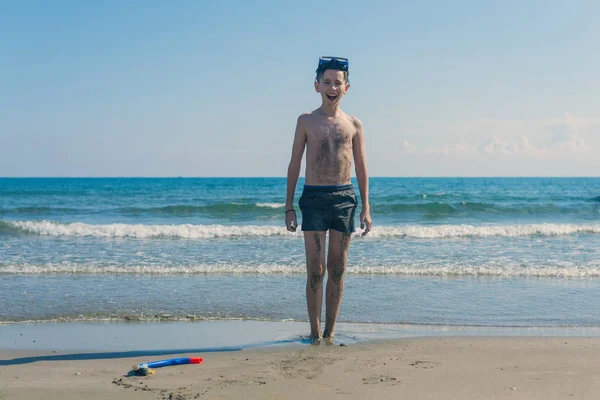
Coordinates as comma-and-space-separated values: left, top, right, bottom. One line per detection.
285, 115, 307, 232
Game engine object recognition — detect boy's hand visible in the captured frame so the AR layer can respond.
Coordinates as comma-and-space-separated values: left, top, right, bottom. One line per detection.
285, 210, 298, 232
360, 209, 372, 236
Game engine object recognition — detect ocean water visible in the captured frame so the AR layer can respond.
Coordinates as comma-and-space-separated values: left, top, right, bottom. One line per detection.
1, 177, 600, 327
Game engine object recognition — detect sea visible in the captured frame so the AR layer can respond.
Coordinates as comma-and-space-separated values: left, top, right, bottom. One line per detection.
1, 177, 600, 328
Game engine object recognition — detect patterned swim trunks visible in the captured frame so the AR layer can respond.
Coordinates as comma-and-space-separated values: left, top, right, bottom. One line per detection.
298, 184, 357, 233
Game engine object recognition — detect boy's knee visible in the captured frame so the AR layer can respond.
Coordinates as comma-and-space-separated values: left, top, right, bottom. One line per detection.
331, 262, 345, 284
308, 263, 325, 288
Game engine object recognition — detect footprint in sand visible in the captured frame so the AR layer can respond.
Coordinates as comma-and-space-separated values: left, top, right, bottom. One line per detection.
409, 360, 441, 369
275, 351, 340, 380
362, 375, 401, 385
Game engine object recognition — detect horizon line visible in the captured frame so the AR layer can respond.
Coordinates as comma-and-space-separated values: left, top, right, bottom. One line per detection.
1, 176, 599, 179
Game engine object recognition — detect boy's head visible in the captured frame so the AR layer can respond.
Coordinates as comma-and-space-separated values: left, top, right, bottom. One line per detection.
315, 57, 349, 84
314, 56, 350, 105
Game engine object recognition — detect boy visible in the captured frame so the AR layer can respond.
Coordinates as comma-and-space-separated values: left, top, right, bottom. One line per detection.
285, 56, 372, 345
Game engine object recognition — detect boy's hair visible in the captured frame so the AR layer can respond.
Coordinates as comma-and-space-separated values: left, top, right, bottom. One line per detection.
315, 60, 349, 83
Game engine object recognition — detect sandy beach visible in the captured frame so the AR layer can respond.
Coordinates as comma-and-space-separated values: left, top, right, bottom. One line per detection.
2, 336, 599, 399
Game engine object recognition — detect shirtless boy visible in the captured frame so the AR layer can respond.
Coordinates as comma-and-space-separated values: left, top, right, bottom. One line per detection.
285, 56, 372, 345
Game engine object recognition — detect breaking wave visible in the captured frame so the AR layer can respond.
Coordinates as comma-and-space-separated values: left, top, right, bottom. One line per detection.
2, 220, 600, 239
2, 261, 600, 277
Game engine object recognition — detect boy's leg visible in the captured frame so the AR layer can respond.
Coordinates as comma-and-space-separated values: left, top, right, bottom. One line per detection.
303, 231, 327, 343
323, 229, 351, 339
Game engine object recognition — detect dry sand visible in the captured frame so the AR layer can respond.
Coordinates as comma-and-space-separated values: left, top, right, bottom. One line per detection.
2, 336, 599, 399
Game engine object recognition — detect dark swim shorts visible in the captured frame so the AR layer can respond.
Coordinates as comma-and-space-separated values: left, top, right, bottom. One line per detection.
298, 184, 357, 233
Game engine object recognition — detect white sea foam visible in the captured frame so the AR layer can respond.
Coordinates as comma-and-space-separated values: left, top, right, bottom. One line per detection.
256, 202, 285, 208
4, 220, 600, 239
0, 315, 291, 324
7, 220, 293, 239
369, 224, 600, 238
3, 262, 600, 277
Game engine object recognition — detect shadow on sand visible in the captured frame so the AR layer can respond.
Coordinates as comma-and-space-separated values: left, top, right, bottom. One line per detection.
0, 337, 310, 366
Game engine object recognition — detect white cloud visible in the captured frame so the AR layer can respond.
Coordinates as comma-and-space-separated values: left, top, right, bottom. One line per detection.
396, 112, 595, 159
564, 112, 589, 136
367, 112, 600, 176
554, 136, 592, 152
480, 136, 513, 155
424, 141, 478, 156
478, 136, 552, 157
411, 134, 590, 158
400, 140, 418, 154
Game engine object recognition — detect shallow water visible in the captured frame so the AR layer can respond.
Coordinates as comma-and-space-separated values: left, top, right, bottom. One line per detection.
1, 178, 599, 326
3, 321, 600, 353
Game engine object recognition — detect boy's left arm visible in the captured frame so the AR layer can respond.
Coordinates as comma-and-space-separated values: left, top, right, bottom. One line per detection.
352, 117, 372, 236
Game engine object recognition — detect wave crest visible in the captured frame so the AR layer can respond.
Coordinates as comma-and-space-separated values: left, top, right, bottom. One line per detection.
2, 220, 600, 239
2, 262, 600, 277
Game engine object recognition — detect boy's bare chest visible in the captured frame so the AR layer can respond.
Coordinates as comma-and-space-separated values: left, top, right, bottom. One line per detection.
306, 119, 354, 147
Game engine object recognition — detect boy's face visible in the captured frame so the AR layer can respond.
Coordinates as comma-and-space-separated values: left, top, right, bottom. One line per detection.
314, 69, 350, 106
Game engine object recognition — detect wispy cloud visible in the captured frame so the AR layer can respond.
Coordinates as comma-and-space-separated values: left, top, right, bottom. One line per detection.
398, 113, 595, 159
424, 141, 478, 156
400, 140, 418, 154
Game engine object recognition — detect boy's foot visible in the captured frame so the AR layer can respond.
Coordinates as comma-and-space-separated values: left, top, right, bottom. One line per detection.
323, 336, 335, 346
310, 336, 323, 345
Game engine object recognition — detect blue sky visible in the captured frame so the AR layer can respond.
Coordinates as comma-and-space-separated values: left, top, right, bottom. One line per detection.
1, 0, 598, 177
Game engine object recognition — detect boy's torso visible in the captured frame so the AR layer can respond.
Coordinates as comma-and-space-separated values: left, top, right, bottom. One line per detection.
303, 110, 357, 186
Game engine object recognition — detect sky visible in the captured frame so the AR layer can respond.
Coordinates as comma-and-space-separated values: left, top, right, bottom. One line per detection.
1, 0, 599, 177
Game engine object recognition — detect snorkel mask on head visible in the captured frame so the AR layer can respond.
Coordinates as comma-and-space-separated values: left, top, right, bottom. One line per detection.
315, 56, 349, 83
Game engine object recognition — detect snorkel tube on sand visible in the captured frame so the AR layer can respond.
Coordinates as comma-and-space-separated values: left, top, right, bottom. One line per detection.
132, 357, 203, 375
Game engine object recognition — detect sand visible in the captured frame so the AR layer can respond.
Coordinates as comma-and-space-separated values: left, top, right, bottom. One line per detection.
2, 336, 600, 399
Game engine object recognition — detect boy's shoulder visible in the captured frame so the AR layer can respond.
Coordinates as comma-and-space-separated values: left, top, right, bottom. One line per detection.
295, 111, 320, 130
349, 115, 363, 128
297, 110, 318, 120
295, 111, 313, 126
342, 113, 363, 132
